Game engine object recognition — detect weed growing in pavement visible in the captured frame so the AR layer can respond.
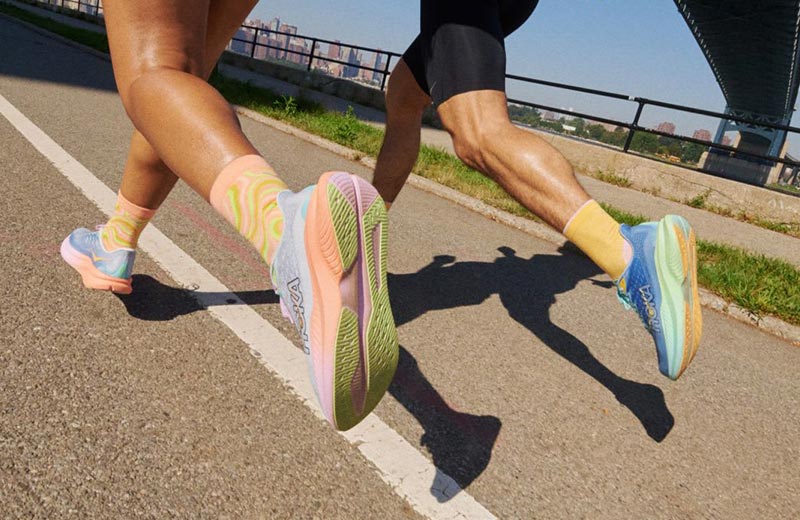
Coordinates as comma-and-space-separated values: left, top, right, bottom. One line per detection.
594, 170, 632, 188
273, 95, 298, 117
332, 106, 359, 145
686, 189, 711, 209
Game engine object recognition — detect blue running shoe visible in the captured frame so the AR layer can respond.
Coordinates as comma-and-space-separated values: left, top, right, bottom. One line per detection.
615, 215, 702, 380
60, 227, 136, 294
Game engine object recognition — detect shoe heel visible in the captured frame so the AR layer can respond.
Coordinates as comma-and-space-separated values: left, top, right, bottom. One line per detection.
353, 179, 398, 422
325, 172, 359, 274
322, 173, 398, 430
656, 215, 701, 379
60, 237, 132, 294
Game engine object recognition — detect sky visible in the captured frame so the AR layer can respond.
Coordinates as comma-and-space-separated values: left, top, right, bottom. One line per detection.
250, 0, 799, 151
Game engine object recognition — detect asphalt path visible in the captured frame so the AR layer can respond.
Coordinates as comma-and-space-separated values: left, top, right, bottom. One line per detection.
1, 15, 799, 519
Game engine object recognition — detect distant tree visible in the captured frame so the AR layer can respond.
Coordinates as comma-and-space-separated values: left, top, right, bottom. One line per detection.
607, 127, 627, 147
631, 132, 659, 154
681, 142, 707, 164
508, 104, 541, 126
587, 124, 605, 141
570, 117, 587, 136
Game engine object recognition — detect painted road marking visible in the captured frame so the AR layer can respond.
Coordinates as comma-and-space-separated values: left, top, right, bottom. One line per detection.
0, 92, 496, 520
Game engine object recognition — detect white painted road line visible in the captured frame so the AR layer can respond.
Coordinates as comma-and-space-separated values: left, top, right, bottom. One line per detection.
0, 92, 497, 520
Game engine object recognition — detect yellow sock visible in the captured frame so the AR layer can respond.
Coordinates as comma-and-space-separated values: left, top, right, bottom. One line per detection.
563, 200, 631, 279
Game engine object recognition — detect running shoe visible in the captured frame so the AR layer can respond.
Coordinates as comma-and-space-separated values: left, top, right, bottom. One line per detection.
270, 171, 399, 431
60, 227, 135, 295
615, 215, 702, 380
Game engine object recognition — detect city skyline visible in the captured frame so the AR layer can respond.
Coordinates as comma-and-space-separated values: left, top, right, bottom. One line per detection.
231, 15, 390, 87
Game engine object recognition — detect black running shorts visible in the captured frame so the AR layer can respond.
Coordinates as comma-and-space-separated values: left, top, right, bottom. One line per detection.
402, 0, 539, 106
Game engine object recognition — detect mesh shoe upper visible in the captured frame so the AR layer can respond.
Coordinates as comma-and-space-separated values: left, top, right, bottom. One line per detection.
269, 188, 315, 354
68, 227, 136, 280
615, 223, 669, 375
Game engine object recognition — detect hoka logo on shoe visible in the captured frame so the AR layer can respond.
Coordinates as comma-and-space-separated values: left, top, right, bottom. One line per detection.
287, 277, 309, 346
638, 285, 662, 332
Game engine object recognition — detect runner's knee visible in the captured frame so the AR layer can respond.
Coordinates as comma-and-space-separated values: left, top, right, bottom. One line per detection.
450, 124, 496, 172
385, 63, 430, 120
442, 107, 506, 172
118, 58, 204, 115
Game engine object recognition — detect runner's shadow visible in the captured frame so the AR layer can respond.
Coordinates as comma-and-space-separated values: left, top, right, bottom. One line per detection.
389, 346, 501, 502
388, 247, 674, 444
116, 274, 278, 321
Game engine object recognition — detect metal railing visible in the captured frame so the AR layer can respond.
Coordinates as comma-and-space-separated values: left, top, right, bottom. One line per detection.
21, 0, 800, 186
39, 0, 102, 16
505, 74, 800, 173
229, 26, 402, 91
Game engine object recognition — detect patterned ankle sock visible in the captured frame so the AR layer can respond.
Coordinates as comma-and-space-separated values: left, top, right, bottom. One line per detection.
563, 199, 632, 280
100, 191, 156, 251
209, 154, 288, 266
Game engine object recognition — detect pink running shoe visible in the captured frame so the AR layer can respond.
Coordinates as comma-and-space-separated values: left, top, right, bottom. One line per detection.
270, 172, 399, 431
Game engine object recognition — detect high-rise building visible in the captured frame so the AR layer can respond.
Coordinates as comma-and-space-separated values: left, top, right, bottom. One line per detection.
372, 51, 386, 83
692, 129, 712, 142
230, 27, 254, 55
277, 23, 298, 61
342, 48, 361, 78
656, 121, 676, 135
328, 41, 342, 60
359, 52, 377, 81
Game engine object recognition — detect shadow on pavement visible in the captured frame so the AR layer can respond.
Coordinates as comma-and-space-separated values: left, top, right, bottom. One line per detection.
117, 274, 501, 501
388, 246, 674, 443
390, 346, 502, 501
117, 274, 278, 321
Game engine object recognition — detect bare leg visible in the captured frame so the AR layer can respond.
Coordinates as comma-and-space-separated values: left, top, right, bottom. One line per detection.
102, 0, 260, 200
437, 90, 590, 231
119, 132, 178, 209
372, 59, 431, 206
118, 0, 258, 209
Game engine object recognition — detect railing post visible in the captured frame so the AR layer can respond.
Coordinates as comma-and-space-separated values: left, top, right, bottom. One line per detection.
380, 54, 393, 91
307, 39, 317, 71
624, 100, 645, 152
250, 27, 259, 58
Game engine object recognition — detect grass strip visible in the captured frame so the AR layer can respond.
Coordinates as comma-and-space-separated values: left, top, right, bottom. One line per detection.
8, 6, 800, 326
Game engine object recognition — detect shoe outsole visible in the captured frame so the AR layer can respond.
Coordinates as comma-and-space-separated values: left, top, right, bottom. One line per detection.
654, 215, 702, 380
305, 172, 398, 431
60, 237, 133, 295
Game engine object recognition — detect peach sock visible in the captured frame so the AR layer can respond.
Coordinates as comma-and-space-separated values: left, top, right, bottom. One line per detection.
100, 192, 156, 251
563, 200, 632, 279
209, 155, 288, 265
